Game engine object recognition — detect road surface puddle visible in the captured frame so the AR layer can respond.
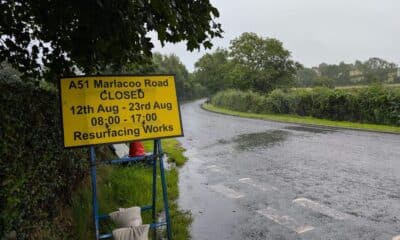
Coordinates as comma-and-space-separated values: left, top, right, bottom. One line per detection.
284, 125, 334, 134
234, 130, 289, 150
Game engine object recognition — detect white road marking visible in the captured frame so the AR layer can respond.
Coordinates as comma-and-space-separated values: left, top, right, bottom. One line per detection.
392, 235, 400, 240
204, 164, 218, 169
238, 178, 278, 191
256, 207, 314, 234
293, 198, 350, 220
297, 226, 315, 234
209, 184, 244, 199
204, 165, 225, 173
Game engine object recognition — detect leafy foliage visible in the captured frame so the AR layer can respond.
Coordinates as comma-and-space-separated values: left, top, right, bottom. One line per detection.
0, 0, 222, 82
152, 53, 189, 100
0, 62, 22, 83
71, 140, 191, 239
192, 33, 301, 95
211, 86, 400, 126
125, 52, 195, 100
210, 89, 264, 113
192, 48, 232, 94
296, 58, 399, 87
229, 32, 301, 93
183, 74, 208, 100
0, 77, 87, 239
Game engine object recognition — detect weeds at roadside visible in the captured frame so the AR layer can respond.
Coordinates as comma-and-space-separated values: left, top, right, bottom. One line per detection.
70, 139, 191, 240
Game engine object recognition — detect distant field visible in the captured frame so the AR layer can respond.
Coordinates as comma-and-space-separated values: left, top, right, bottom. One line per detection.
336, 83, 400, 89
293, 83, 400, 90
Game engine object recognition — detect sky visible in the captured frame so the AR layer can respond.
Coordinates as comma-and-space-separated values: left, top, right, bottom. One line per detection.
152, 0, 400, 72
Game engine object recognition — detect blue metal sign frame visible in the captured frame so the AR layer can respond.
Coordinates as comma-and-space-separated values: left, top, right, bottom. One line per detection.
89, 139, 172, 239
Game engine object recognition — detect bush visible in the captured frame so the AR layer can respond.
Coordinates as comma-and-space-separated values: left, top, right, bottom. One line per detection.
0, 78, 87, 239
265, 89, 293, 114
211, 86, 400, 126
212, 89, 265, 113
357, 85, 400, 125
290, 89, 313, 116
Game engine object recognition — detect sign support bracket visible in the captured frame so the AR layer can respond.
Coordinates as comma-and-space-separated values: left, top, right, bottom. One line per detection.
89, 139, 172, 240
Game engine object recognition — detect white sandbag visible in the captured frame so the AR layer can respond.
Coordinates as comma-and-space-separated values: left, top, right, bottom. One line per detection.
109, 206, 142, 227
112, 225, 150, 240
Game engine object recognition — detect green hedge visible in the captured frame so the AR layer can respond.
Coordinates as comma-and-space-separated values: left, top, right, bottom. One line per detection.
0, 79, 87, 239
211, 86, 400, 126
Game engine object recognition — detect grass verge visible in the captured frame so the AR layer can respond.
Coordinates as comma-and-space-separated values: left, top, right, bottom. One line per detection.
203, 103, 400, 134
142, 139, 187, 167
69, 139, 191, 240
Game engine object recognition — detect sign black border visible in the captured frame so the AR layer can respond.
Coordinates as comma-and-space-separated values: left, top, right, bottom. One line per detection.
59, 74, 184, 149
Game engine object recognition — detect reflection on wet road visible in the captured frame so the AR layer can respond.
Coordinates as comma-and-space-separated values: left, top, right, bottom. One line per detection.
178, 100, 400, 240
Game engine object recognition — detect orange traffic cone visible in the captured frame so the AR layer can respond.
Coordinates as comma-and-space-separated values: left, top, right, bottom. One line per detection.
129, 141, 145, 157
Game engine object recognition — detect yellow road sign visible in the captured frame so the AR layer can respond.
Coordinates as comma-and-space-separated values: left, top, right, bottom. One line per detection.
60, 75, 183, 148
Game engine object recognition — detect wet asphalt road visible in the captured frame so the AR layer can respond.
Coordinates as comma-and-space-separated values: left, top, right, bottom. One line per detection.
177, 100, 400, 240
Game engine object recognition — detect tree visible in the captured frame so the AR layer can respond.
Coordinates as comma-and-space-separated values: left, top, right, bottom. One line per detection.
362, 57, 397, 83
125, 52, 189, 99
0, 0, 222, 82
229, 32, 301, 93
152, 53, 189, 99
0, 62, 21, 83
313, 76, 334, 88
317, 62, 352, 86
336, 62, 351, 85
296, 68, 318, 87
183, 73, 208, 100
314, 58, 398, 86
193, 48, 232, 94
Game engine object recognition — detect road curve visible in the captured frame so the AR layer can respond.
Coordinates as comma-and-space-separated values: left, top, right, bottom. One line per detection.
177, 100, 400, 240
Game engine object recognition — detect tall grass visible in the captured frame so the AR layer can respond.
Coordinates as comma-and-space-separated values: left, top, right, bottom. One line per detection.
70, 139, 191, 240
143, 139, 188, 167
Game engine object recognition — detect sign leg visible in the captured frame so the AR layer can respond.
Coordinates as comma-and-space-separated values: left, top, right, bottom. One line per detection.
90, 146, 100, 240
152, 140, 157, 240
157, 140, 172, 240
